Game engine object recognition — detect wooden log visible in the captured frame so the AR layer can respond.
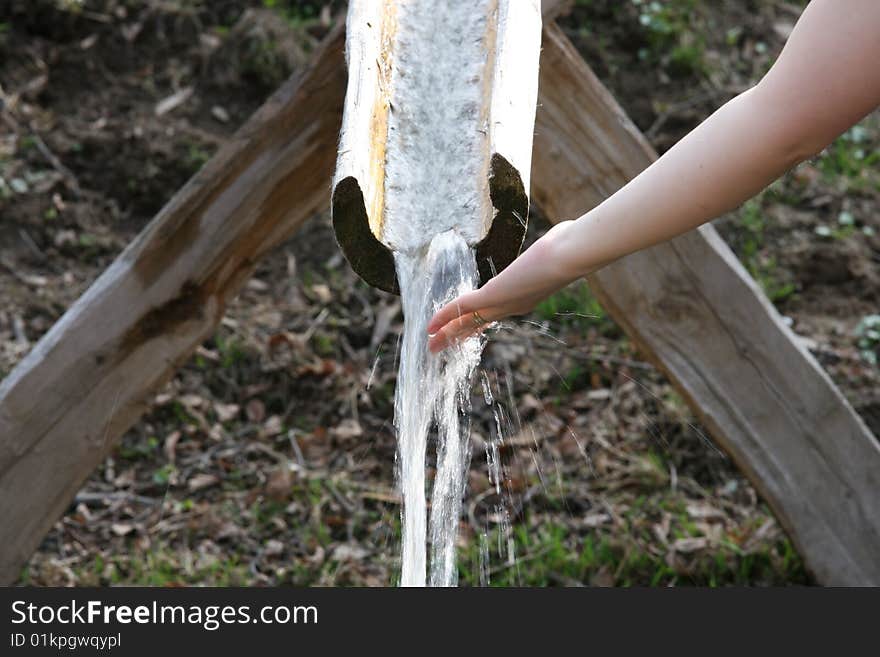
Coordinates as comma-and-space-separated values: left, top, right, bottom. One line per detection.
0, 24, 349, 585
531, 23, 880, 585
331, 0, 542, 293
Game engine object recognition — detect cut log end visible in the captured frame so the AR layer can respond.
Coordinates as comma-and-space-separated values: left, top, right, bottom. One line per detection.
332, 152, 527, 295
475, 153, 529, 285
331, 176, 398, 294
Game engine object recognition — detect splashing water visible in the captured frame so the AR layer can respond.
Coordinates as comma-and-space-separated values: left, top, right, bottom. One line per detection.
393, 230, 483, 587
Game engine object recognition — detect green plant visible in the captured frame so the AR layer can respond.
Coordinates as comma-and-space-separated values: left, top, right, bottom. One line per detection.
817, 125, 880, 191
814, 210, 862, 241
312, 332, 335, 356
185, 143, 211, 173
633, 0, 705, 76
736, 197, 796, 303
152, 463, 176, 486
214, 332, 246, 368
535, 281, 616, 335
855, 315, 880, 366
261, 0, 325, 30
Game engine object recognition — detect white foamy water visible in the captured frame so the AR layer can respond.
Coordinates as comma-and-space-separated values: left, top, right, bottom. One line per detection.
393, 231, 483, 587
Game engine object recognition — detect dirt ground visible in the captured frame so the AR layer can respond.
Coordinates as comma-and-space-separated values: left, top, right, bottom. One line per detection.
1, 0, 877, 586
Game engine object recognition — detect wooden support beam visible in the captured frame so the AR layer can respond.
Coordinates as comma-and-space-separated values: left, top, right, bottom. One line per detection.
0, 24, 349, 585
531, 24, 880, 585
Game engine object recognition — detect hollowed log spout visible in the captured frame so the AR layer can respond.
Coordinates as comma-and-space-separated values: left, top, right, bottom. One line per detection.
331, 0, 542, 294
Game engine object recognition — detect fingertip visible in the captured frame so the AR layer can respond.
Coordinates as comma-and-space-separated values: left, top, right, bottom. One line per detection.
426, 310, 444, 334
428, 328, 451, 354
428, 307, 453, 333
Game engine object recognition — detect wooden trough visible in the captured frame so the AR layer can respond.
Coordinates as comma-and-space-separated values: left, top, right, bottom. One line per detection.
331, 0, 542, 293
0, 1, 878, 585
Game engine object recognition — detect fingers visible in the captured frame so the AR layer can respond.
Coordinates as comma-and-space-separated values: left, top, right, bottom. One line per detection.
426, 290, 482, 334
427, 308, 500, 354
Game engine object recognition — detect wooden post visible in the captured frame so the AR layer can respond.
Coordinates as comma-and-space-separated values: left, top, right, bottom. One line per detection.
531, 24, 880, 585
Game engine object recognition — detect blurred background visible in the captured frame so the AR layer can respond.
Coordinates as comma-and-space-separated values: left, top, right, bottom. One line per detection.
1, 0, 877, 586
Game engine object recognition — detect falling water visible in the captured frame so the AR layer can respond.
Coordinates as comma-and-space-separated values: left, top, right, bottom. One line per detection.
393, 230, 483, 587
381, 0, 497, 587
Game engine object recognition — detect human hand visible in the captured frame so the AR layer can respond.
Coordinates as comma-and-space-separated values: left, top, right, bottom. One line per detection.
427, 220, 583, 353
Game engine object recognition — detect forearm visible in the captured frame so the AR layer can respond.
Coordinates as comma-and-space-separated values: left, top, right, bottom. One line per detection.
551, 0, 880, 280
553, 87, 805, 277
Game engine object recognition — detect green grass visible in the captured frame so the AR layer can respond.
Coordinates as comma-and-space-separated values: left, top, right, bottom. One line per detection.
185, 143, 211, 173
817, 125, 880, 191
213, 332, 247, 369
112, 552, 248, 586
856, 314, 880, 366
117, 434, 160, 461
535, 281, 618, 336
262, 0, 327, 30
312, 332, 335, 356
459, 513, 809, 587
634, 0, 706, 76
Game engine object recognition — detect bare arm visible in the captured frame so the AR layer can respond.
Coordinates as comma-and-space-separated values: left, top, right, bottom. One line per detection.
428, 0, 880, 352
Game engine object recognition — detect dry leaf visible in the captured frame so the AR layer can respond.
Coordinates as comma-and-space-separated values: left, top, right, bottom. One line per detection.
262, 415, 283, 437
264, 539, 284, 557
310, 284, 332, 304
673, 537, 708, 553
331, 419, 362, 440
582, 513, 611, 528
155, 86, 194, 116
214, 403, 240, 423
265, 466, 294, 502
686, 503, 725, 521
164, 430, 181, 463
331, 544, 368, 561
188, 473, 220, 492
246, 399, 266, 423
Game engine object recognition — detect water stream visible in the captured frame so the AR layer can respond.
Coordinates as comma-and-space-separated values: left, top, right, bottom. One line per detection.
393, 230, 483, 587
383, 0, 496, 587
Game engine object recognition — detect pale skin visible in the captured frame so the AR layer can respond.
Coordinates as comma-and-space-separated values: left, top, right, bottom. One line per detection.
428, 0, 880, 353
